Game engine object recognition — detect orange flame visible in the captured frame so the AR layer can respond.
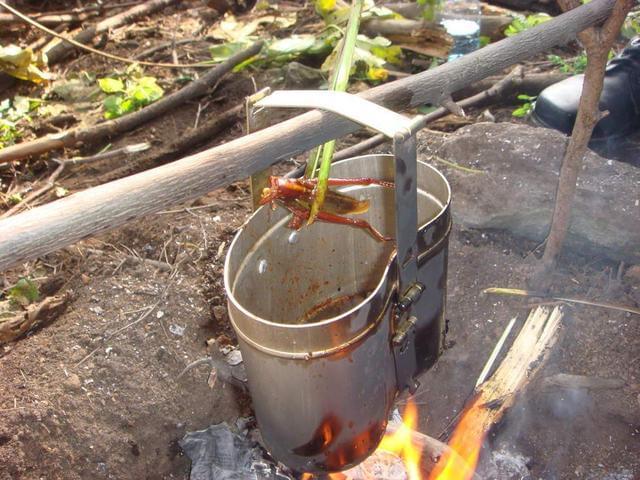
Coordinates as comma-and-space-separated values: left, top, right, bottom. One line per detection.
377, 399, 423, 480
428, 398, 486, 480
303, 397, 486, 480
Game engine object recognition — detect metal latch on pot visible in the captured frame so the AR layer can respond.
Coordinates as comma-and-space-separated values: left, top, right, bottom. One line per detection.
252, 90, 426, 392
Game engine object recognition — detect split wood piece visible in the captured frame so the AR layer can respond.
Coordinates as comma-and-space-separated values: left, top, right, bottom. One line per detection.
0, 292, 70, 345
0, 0, 618, 272
0, 42, 261, 164
333, 66, 525, 162
362, 18, 452, 58
432, 306, 562, 478
0, 0, 179, 92
535, 0, 636, 282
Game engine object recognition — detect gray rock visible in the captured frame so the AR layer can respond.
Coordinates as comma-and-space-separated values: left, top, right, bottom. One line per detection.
419, 123, 640, 262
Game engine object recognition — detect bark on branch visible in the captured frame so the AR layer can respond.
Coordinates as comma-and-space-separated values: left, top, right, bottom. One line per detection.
0, 0, 618, 272
534, 0, 635, 283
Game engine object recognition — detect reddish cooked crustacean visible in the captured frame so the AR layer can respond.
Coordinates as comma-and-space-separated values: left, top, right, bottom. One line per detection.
259, 176, 394, 242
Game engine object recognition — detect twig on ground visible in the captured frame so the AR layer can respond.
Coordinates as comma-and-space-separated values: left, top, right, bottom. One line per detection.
1, 160, 65, 219
0, 0, 226, 69
0, 44, 259, 165
67, 143, 150, 166
134, 38, 205, 60
534, 0, 635, 284
483, 287, 640, 315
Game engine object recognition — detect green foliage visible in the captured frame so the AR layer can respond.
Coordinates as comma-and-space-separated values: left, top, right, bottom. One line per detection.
548, 53, 587, 74
505, 14, 551, 37
416, 0, 443, 21
512, 94, 536, 118
0, 95, 41, 148
97, 67, 164, 119
479, 35, 491, 48
622, 10, 640, 40
548, 50, 614, 75
6, 278, 40, 307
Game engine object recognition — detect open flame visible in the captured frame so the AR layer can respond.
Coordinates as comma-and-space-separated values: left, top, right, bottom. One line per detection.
428, 398, 486, 480
377, 399, 422, 480
303, 397, 486, 480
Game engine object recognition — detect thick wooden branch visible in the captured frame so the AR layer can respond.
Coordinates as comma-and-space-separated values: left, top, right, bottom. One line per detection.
0, 0, 617, 271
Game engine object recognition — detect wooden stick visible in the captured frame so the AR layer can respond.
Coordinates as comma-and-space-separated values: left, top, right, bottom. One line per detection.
535, 0, 635, 282
431, 307, 562, 477
333, 66, 524, 162
0, 0, 617, 271
0, 42, 261, 164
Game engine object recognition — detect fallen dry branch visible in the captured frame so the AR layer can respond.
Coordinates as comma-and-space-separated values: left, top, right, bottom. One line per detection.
0, 0, 618, 271
332, 65, 525, 161
37, 0, 179, 65
89, 104, 242, 186
0, 42, 261, 164
368, 11, 513, 40
483, 287, 640, 315
0, 12, 97, 26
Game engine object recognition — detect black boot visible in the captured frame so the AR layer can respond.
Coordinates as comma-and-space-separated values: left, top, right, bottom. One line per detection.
532, 37, 640, 142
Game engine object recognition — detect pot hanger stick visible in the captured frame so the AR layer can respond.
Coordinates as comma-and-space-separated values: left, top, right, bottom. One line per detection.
0, 0, 218, 69
533, 0, 635, 284
307, 0, 365, 225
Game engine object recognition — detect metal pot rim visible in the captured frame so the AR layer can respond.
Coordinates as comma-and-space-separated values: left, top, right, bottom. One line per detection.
223, 154, 451, 331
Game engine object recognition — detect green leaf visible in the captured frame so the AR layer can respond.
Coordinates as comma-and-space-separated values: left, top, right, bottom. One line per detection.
268, 36, 317, 55
8, 193, 22, 204
7, 278, 39, 307
517, 94, 536, 101
505, 14, 551, 37
103, 95, 124, 119
98, 77, 125, 93
210, 41, 253, 62
511, 106, 529, 117
127, 77, 163, 105
308, 0, 364, 223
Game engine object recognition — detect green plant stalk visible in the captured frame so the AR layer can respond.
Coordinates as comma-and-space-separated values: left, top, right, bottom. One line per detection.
307, 0, 364, 224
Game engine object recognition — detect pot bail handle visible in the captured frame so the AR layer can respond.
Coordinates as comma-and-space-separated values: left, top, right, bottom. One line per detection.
254, 90, 424, 300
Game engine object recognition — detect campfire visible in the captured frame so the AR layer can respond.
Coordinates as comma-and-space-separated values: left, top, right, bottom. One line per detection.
300, 305, 563, 480
301, 398, 485, 480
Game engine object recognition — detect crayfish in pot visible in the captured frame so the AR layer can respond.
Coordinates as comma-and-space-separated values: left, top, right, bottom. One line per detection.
259, 176, 394, 242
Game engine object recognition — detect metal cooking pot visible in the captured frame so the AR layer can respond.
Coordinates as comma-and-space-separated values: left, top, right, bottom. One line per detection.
224, 92, 451, 474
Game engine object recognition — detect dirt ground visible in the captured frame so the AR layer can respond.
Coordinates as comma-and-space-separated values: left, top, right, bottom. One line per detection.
0, 1, 639, 479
